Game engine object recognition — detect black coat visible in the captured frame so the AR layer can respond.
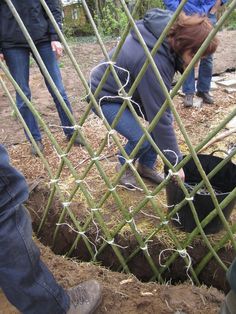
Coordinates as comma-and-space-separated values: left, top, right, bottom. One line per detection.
0, 0, 62, 52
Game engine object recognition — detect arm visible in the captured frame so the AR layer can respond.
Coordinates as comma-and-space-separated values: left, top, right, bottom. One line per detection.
44, 0, 63, 58
44, 0, 62, 42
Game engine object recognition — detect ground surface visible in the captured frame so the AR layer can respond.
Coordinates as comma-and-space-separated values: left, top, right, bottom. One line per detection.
0, 240, 225, 314
0, 30, 235, 313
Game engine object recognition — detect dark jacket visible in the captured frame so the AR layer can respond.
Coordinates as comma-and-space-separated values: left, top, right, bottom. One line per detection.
0, 0, 62, 52
90, 9, 183, 164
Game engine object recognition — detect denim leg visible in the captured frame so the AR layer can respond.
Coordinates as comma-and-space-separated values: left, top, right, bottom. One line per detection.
0, 205, 70, 314
0, 145, 70, 313
227, 258, 236, 293
101, 103, 157, 168
197, 13, 216, 93
182, 68, 196, 94
197, 54, 213, 93
3, 48, 42, 141
35, 42, 74, 137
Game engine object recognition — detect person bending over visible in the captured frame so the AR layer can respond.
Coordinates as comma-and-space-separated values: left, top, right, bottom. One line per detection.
88, 9, 218, 189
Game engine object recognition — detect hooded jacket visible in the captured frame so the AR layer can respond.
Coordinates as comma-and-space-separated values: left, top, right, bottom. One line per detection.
0, 0, 62, 53
90, 9, 183, 164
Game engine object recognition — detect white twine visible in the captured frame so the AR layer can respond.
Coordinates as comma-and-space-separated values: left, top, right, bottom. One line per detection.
171, 212, 181, 225
140, 243, 150, 256
185, 196, 194, 201
56, 222, 98, 257
91, 208, 101, 212
163, 149, 179, 167
159, 248, 193, 285
62, 201, 71, 208
140, 210, 160, 220
125, 217, 140, 233
49, 179, 59, 184
100, 236, 128, 249
49, 123, 82, 130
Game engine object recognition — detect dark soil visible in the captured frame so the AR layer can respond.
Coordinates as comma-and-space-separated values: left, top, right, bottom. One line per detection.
0, 240, 225, 314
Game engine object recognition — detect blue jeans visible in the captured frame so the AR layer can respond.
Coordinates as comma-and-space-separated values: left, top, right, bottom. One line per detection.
100, 103, 157, 168
182, 13, 217, 95
0, 145, 69, 313
3, 42, 74, 142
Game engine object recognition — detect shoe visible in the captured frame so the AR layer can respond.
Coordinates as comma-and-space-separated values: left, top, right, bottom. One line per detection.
67, 134, 85, 146
196, 91, 214, 104
116, 163, 138, 189
67, 279, 102, 314
183, 94, 194, 107
31, 140, 44, 156
137, 163, 164, 184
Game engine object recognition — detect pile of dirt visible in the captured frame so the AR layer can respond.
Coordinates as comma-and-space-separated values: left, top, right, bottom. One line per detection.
0, 240, 224, 314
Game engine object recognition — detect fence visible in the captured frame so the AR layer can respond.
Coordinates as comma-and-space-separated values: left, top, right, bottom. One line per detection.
1, 0, 236, 291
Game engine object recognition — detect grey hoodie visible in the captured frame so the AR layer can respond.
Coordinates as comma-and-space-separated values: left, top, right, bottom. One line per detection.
90, 9, 183, 164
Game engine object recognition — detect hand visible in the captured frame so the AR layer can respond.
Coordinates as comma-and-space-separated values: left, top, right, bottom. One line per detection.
51, 41, 63, 59
177, 168, 185, 182
0, 53, 4, 62
170, 168, 185, 184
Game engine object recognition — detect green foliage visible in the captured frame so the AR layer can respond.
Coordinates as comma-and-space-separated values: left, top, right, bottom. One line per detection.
224, 9, 236, 30
95, 0, 128, 37
137, 0, 164, 17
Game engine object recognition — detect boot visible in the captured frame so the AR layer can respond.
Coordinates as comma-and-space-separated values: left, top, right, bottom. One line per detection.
67, 134, 85, 146
183, 94, 194, 107
137, 163, 164, 184
67, 279, 102, 314
31, 140, 44, 156
196, 91, 214, 104
116, 163, 138, 189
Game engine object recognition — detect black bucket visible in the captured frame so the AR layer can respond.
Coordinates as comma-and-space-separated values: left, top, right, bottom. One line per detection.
165, 154, 236, 234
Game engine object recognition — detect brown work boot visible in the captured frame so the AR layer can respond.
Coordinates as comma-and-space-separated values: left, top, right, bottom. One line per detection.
116, 163, 138, 189
137, 163, 164, 184
183, 94, 194, 107
67, 280, 102, 314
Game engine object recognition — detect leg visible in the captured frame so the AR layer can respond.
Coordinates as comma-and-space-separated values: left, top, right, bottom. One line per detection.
0, 145, 69, 313
0, 205, 70, 314
197, 54, 213, 93
101, 103, 157, 168
35, 42, 74, 137
3, 48, 41, 141
196, 13, 216, 104
182, 68, 196, 95
182, 68, 196, 107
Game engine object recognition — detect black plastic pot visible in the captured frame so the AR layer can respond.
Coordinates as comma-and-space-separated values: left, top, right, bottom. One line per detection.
165, 154, 236, 234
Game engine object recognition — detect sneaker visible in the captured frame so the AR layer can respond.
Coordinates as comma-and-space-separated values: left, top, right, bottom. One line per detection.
183, 94, 194, 107
31, 140, 44, 156
67, 280, 102, 314
67, 134, 85, 146
137, 163, 164, 184
196, 91, 214, 104
116, 163, 138, 189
